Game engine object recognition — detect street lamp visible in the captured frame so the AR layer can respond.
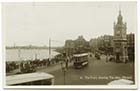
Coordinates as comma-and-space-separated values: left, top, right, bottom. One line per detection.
61, 61, 67, 85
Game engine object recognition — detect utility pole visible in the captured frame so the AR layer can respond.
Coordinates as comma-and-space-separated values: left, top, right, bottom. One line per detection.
49, 38, 51, 61
18, 48, 21, 59
18, 48, 21, 72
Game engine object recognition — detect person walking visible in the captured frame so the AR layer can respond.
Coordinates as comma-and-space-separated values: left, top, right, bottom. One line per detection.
106, 54, 109, 62
65, 56, 70, 70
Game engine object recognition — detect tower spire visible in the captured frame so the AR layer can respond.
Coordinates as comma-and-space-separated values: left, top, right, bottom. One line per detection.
117, 4, 123, 24
119, 4, 121, 15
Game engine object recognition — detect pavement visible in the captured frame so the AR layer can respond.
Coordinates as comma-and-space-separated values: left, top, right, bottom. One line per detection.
37, 61, 73, 73
37, 55, 135, 85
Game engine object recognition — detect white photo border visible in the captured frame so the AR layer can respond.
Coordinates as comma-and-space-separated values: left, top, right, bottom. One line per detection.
1, 0, 139, 90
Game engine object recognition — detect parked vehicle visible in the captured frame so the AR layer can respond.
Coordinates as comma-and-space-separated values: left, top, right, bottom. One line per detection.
95, 52, 101, 60
109, 55, 115, 62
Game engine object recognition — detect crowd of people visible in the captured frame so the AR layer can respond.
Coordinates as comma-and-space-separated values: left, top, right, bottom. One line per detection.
6, 61, 19, 73
6, 54, 66, 74
7, 52, 118, 74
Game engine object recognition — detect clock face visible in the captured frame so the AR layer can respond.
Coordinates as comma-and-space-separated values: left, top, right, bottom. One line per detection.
116, 30, 121, 34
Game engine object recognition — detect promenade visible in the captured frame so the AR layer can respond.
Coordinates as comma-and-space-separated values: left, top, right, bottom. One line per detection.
37, 55, 134, 85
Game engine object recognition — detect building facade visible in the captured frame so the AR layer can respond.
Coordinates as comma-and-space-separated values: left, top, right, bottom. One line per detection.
64, 40, 75, 56
113, 10, 128, 63
64, 36, 89, 55
89, 35, 113, 54
127, 33, 135, 61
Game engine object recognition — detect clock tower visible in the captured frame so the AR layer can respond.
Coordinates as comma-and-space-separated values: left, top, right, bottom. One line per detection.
113, 10, 128, 63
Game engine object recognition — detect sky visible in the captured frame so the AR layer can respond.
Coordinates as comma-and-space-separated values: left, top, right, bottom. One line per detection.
2, 2, 137, 47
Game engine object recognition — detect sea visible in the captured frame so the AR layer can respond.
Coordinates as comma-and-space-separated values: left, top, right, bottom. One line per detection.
6, 49, 60, 62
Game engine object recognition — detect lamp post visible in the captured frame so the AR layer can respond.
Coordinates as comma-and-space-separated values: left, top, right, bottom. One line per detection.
61, 61, 67, 85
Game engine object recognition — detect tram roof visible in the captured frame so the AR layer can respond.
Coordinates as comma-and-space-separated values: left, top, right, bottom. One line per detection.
73, 53, 89, 57
6, 72, 54, 85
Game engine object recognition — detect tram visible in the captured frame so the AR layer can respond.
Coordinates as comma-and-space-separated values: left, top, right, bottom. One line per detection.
73, 53, 89, 69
